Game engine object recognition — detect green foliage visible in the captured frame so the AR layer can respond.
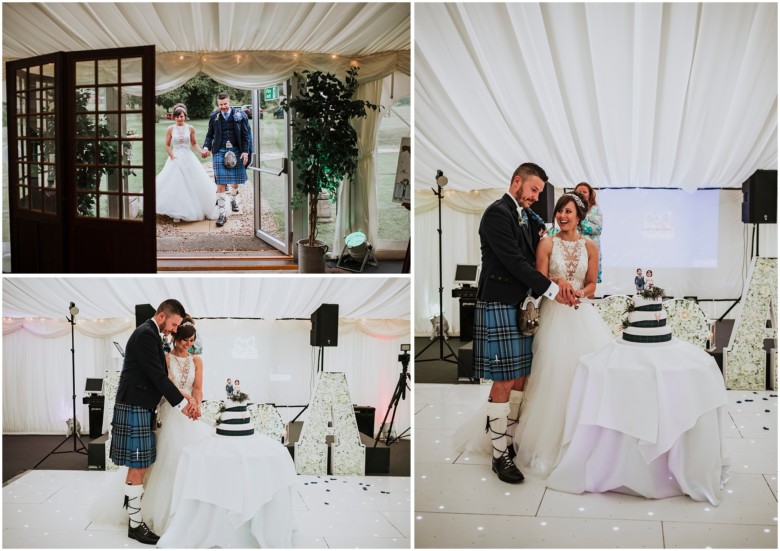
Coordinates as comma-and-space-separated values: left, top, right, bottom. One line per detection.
281, 67, 378, 245
156, 76, 251, 119
154, 104, 167, 122
74, 90, 119, 217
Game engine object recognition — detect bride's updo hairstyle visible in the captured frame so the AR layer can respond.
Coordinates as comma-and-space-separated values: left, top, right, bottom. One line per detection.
554, 190, 588, 231
172, 103, 188, 118
174, 314, 196, 343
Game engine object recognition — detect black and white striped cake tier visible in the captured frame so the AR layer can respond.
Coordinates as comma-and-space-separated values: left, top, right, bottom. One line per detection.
216, 402, 255, 436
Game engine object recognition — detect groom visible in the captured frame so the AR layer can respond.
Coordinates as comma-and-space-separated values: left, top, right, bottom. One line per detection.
109, 299, 200, 544
202, 91, 253, 226
473, 162, 577, 483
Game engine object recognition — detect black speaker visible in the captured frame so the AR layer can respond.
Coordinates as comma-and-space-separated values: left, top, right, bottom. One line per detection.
459, 297, 476, 341
529, 182, 555, 223
135, 304, 155, 327
354, 406, 376, 437
87, 435, 107, 470
311, 303, 339, 347
741, 169, 777, 224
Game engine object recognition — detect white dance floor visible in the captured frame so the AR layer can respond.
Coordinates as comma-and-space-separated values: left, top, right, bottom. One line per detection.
415, 384, 778, 548
3, 472, 410, 548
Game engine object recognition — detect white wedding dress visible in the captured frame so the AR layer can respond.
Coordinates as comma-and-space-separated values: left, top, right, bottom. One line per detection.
142, 354, 212, 534
513, 236, 614, 477
156, 123, 218, 221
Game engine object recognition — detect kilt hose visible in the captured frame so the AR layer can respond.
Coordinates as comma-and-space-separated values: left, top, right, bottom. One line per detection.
109, 402, 156, 469
473, 300, 533, 381
212, 147, 248, 186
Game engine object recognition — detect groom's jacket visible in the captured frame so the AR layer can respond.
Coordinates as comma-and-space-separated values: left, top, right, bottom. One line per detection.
203, 107, 253, 156
477, 194, 552, 305
115, 319, 184, 411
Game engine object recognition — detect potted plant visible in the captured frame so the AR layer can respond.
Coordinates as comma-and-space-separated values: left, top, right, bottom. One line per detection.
282, 67, 377, 272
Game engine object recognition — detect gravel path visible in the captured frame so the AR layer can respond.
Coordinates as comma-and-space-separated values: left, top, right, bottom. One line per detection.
156, 164, 281, 253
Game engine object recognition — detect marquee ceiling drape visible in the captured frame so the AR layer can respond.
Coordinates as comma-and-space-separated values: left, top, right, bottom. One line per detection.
415, 2, 777, 193
2, 2, 411, 91
2, 277, 410, 321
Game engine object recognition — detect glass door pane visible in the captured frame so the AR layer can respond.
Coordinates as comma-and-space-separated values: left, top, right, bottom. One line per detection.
250, 85, 290, 254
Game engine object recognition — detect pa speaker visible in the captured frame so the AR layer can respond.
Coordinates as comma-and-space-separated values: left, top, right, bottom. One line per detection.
135, 304, 155, 327
354, 406, 376, 437
741, 169, 777, 224
529, 182, 555, 223
311, 303, 339, 347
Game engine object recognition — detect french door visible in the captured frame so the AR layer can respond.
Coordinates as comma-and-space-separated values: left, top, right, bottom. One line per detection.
249, 83, 292, 254
7, 45, 156, 272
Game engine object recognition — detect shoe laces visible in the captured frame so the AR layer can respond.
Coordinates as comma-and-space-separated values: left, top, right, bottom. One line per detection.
494, 447, 515, 468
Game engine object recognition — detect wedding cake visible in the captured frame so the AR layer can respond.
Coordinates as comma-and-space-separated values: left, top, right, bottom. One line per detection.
622, 289, 672, 344
216, 395, 254, 437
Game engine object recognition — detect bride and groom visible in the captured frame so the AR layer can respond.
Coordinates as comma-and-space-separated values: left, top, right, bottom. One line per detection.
106, 299, 296, 546
466, 162, 613, 483
156, 92, 252, 227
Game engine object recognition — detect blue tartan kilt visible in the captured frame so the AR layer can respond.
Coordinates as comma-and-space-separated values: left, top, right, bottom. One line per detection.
109, 402, 156, 468
212, 147, 248, 185
473, 301, 533, 381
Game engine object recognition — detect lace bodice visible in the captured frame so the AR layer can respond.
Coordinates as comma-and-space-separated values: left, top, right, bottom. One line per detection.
170, 124, 191, 152
548, 236, 588, 291
168, 353, 196, 394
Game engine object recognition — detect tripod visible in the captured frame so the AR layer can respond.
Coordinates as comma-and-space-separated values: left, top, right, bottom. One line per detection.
415, 170, 458, 365
374, 350, 410, 446
34, 302, 88, 469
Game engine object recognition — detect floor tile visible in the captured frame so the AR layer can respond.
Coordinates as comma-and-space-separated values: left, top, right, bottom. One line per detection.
4, 502, 92, 530
415, 402, 479, 431
415, 429, 460, 464
325, 536, 410, 548
725, 391, 778, 414
763, 474, 777, 501
293, 510, 405, 538
730, 410, 777, 438
2, 527, 148, 548
723, 437, 778, 474
538, 474, 776, 526
416, 462, 545, 516
381, 510, 411, 538
663, 521, 777, 548
415, 512, 664, 548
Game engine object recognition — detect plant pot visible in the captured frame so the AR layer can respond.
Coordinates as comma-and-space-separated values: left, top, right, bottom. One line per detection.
297, 239, 329, 273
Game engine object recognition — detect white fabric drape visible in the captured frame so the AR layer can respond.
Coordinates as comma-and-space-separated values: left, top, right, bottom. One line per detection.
2, 3, 411, 91
3, 319, 411, 435
3, 277, 411, 434
2, 277, 410, 320
333, 80, 383, 252
415, 3, 777, 192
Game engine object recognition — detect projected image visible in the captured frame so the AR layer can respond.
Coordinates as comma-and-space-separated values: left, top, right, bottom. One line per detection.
599, 189, 719, 268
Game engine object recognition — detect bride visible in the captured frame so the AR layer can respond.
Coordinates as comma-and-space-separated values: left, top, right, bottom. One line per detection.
156, 103, 218, 222
512, 191, 613, 477
140, 315, 212, 534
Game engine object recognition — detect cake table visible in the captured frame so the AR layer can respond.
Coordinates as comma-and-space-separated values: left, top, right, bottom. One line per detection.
546, 337, 730, 506
158, 431, 297, 548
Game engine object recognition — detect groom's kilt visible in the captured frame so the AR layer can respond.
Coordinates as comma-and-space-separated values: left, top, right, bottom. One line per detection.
212, 147, 247, 186
473, 301, 533, 381
109, 402, 156, 468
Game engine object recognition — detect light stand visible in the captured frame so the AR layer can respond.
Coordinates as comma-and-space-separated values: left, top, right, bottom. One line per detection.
34, 302, 88, 469
415, 170, 458, 365
374, 346, 411, 446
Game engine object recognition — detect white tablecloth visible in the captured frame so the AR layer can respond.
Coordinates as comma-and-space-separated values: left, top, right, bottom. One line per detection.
547, 338, 730, 506
158, 433, 297, 548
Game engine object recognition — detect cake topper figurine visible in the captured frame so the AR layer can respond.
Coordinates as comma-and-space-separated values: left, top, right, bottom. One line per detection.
226, 377, 233, 398
634, 268, 645, 293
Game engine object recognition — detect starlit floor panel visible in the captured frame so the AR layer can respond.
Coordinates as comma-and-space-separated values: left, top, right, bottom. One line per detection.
415, 384, 778, 549
3, 471, 410, 548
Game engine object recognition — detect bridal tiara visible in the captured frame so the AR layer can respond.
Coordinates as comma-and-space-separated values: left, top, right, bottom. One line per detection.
181, 321, 194, 327
565, 193, 586, 210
